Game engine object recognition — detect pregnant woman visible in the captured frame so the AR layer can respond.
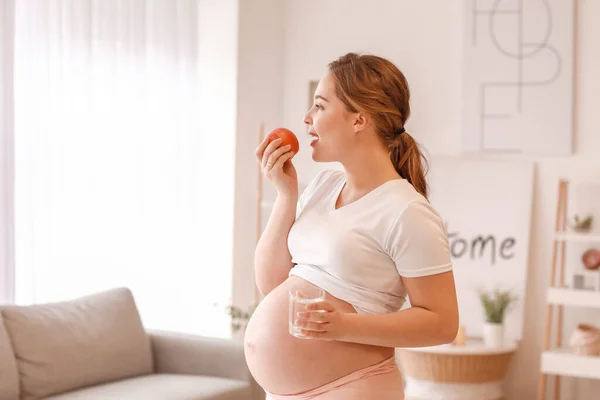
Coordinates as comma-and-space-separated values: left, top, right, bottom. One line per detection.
244, 52, 459, 400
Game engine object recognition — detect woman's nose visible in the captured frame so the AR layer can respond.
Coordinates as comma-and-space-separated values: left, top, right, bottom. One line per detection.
303, 111, 312, 126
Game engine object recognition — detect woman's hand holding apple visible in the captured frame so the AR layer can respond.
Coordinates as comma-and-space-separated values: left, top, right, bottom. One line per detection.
255, 128, 300, 198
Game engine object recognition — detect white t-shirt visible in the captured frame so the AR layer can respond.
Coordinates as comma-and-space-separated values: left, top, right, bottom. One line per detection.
288, 169, 452, 314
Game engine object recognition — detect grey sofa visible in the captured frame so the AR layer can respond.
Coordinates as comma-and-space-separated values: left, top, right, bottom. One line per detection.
0, 287, 263, 400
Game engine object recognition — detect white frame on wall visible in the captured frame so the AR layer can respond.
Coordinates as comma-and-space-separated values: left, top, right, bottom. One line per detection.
462, 0, 575, 155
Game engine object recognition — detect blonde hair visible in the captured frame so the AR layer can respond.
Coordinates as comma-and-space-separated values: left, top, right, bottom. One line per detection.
327, 52, 429, 200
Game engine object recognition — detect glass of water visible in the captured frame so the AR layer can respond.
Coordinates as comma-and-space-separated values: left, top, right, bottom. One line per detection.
288, 284, 326, 339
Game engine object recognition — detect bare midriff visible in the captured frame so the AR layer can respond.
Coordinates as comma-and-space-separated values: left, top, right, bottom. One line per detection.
244, 276, 393, 395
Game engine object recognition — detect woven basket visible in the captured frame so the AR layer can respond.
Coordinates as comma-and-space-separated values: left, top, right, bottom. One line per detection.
397, 350, 514, 384
569, 323, 600, 356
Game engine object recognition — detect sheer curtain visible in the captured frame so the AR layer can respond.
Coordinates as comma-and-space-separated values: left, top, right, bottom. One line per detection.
0, 0, 15, 305
13, 0, 236, 338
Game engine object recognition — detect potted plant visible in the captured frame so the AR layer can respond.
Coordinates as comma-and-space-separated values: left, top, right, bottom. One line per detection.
570, 214, 593, 233
225, 303, 257, 334
479, 288, 517, 347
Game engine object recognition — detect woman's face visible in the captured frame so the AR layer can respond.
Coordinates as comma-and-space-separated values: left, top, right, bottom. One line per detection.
304, 73, 358, 163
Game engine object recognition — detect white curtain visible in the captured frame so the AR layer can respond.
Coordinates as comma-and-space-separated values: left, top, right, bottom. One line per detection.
0, 0, 15, 305
13, 0, 236, 338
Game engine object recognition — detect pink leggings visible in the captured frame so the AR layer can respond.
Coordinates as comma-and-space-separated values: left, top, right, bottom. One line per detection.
265, 356, 404, 400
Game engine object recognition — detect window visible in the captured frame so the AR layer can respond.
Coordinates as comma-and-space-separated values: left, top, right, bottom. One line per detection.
12, 0, 236, 338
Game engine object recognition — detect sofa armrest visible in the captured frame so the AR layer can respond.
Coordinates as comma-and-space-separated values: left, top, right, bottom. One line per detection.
147, 329, 252, 382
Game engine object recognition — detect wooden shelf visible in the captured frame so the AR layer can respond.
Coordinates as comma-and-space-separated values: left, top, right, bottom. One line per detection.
541, 349, 600, 380
547, 287, 600, 308
554, 232, 600, 242
539, 179, 600, 399
560, 177, 600, 187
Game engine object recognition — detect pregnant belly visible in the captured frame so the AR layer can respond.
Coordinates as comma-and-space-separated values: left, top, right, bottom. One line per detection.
244, 276, 393, 395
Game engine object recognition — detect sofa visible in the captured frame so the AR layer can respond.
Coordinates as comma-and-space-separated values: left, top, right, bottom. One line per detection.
0, 287, 263, 400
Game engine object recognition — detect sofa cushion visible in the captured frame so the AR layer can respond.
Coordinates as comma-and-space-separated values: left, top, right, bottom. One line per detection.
42, 374, 252, 400
1, 287, 153, 400
0, 313, 19, 400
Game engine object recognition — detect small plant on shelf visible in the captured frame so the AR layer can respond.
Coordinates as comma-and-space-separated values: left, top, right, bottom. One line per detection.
225, 303, 258, 333
570, 214, 594, 233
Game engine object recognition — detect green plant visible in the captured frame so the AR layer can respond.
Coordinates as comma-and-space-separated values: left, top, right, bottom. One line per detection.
225, 303, 258, 333
570, 214, 593, 232
479, 288, 517, 324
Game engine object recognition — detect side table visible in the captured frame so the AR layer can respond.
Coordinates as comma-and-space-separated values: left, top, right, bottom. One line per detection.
396, 338, 518, 400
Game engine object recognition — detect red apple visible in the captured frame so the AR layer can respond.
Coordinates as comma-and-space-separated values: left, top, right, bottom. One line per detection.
267, 128, 300, 156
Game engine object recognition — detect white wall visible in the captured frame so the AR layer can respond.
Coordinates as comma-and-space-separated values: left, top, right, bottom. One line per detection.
282, 0, 466, 179
271, 0, 600, 399
193, 0, 240, 336
232, 0, 285, 321
0, 0, 15, 305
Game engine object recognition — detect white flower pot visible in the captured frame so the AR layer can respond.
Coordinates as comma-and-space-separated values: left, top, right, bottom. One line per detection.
483, 322, 504, 347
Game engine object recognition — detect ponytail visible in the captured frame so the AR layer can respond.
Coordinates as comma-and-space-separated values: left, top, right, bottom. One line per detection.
327, 53, 427, 197
389, 132, 429, 200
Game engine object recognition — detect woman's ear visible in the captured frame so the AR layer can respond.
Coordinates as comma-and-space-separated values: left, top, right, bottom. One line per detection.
353, 112, 369, 133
